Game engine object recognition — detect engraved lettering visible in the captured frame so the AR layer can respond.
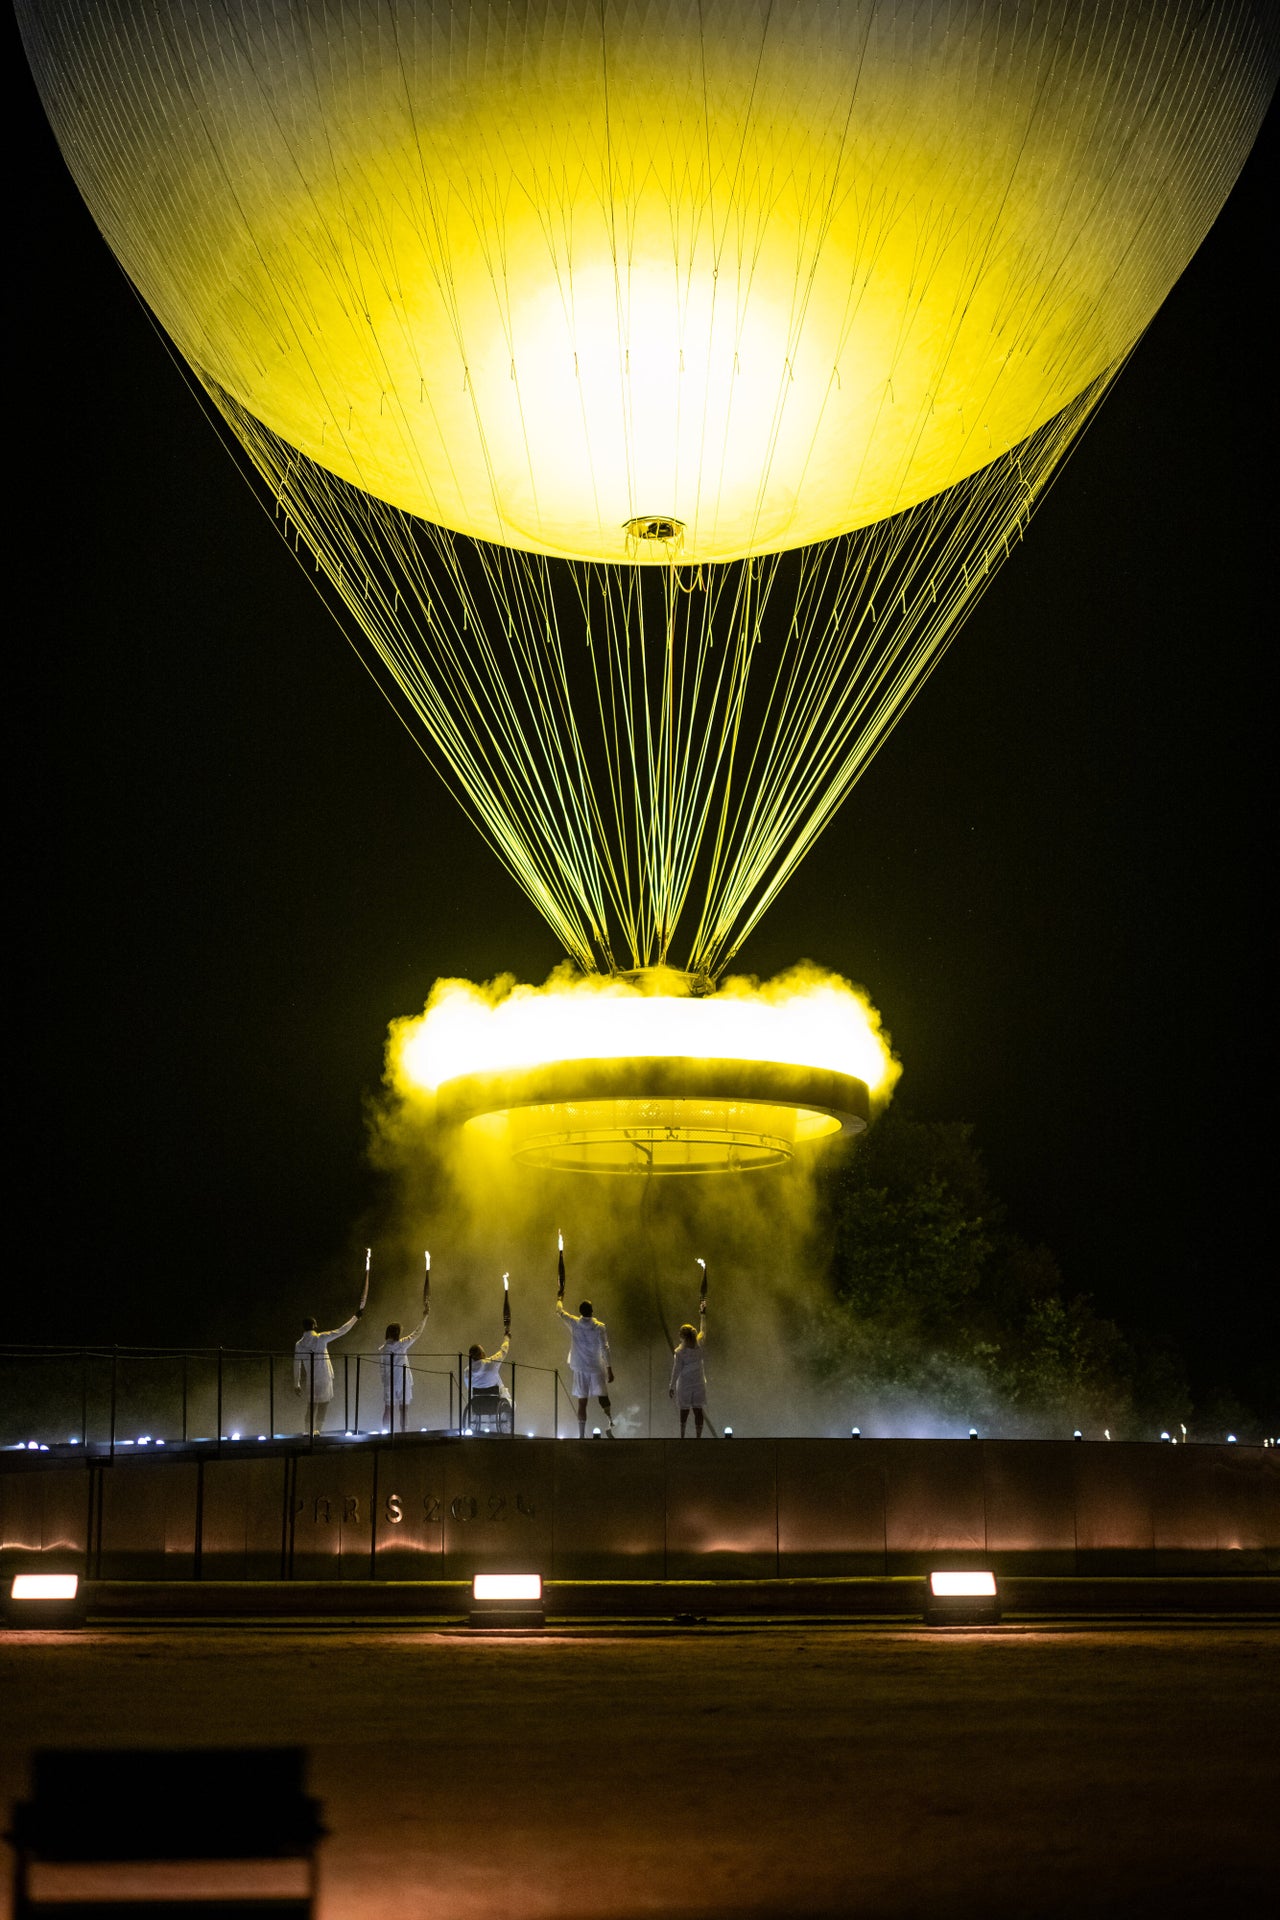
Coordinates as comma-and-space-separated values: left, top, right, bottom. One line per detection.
343, 1496, 360, 1524
385, 1493, 403, 1525
451, 1494, 479, 1522
516, 1492, 537, 1519
424, 1495, 441, 1523
314, 1496, 332, 1524
488, 1494, 508, 1522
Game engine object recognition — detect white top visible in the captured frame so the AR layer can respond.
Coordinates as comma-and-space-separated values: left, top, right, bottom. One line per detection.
379, 1317, 427, 1396
556, 1299, 611, 1373
467, 1336, 510, 1393
293, 1315, 358, 1392
670, 1329, 707, 1393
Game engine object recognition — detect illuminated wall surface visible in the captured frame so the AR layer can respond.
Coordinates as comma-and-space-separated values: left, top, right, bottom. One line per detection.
3, 1442, 1276, 1580
18, 1, 1275, 565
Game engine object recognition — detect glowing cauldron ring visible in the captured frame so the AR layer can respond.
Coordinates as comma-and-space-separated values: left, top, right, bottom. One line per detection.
436, 1057, 869, 1175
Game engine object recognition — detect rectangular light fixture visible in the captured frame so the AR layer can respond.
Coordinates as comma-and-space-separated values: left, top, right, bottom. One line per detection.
11, 1575, 80, 1601
924, 1569, 1001, 1625
929, 1571, 997, 1598
468, 1570, 545, 1629
5, 1571, 85, 1629
473, 1573, 542, 1602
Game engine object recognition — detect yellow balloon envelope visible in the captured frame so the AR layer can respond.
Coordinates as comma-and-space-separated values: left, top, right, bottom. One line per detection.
19, 1, 1277, 562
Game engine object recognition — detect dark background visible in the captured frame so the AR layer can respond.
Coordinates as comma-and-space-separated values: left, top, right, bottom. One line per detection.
10, 20, 1275, 1416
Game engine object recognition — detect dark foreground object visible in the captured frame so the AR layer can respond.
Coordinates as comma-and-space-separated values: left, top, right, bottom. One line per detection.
9, 1748, 322, 1916
2, 1623, 1276, 1918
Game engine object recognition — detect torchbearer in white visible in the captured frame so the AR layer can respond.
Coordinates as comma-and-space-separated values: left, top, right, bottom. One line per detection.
293, 1251, 367, 1432
670, 1259, 709, 1437
555, 1230, 615, 1438
380, 1252, 430, 1432
467, 1274, 513, 1409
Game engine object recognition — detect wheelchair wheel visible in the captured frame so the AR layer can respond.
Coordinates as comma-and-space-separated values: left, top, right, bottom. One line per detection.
495, 1400, 514, 1434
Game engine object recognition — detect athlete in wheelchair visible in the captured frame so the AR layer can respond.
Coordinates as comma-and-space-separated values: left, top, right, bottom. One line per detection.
464, 1332, 513, 1434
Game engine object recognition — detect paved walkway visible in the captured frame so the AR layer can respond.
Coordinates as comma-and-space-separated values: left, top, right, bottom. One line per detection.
2, 1621, 1276, 1916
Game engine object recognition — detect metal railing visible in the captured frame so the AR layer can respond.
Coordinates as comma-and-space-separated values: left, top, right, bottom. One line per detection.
0, 1345, 574, 1455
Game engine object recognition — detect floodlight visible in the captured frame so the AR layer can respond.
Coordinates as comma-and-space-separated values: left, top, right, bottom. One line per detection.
474, 1574, 542, 1601
930, 1572, 996, 1597
5, 1572, 85, 1630
923, 1569, 1000, 1626
968, 1428, 978, 1439
12, 1575, 78, 1600
723, 1427, 734, 1438
469, 1571, 545, 1629
1073, 1429, 1083, 1441
850, 1427, 861, 1438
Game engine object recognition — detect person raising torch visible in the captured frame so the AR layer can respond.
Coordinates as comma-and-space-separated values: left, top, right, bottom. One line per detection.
669, 1258, 709, 1437
555, 1231, 616, 1438
381, 1251, 430, 1433
466, 1274, 513, 1423
293, 1248, 369, 1433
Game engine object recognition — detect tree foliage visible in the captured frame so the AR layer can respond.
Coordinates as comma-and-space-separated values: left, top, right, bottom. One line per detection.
810, 1112, 1178, 1434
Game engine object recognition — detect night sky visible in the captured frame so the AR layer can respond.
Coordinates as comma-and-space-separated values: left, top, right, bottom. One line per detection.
11, 20, 1275, 1413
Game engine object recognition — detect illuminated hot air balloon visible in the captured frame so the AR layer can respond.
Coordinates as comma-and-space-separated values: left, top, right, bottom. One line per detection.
17, 2, 1276, 1171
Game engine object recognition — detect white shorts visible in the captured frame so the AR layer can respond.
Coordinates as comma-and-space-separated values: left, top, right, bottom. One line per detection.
571, 1368, 609, 1399
675, 1384, 706, 1410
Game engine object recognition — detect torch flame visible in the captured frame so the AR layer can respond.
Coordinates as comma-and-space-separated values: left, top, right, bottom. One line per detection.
391, 962, 898, 1102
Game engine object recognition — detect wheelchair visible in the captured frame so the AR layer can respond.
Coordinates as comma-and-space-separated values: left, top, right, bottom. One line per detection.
464, 1385, 514, 1435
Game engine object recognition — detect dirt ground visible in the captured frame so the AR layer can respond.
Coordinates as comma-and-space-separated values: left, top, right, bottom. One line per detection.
1, 1620, 1276, 1917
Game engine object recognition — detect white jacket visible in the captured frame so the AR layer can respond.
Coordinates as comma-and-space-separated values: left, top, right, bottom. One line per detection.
467, 1336, 510, 1397
669, 1330, 706, 1390
556, 1299, 611, 1374
293, 1315, 359, 1401
379, 1318, 427, 1403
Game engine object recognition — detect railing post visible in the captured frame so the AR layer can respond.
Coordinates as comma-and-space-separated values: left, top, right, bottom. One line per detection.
181, 1353, 189, 1444
354, 1355, 361, 1437
108, 1347, 118, 1463
268, 1353, 275, 1440
216, 1348, 224, 1458
554, 1369, 559, 1442
510, 1363, 516, 1439
80, 1352, 88, 1450
343, 1352, 350, 1434
457, 1353, 464, 1435
308, 1352, 316, 1454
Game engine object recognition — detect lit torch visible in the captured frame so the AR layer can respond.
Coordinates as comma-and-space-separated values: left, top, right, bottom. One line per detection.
697, 1256, 707, 1318
423, 1249, 431, 1318
503, 1271, 511, 1334
358, 1246, 371, 1314
557, 1229, 565, 1300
